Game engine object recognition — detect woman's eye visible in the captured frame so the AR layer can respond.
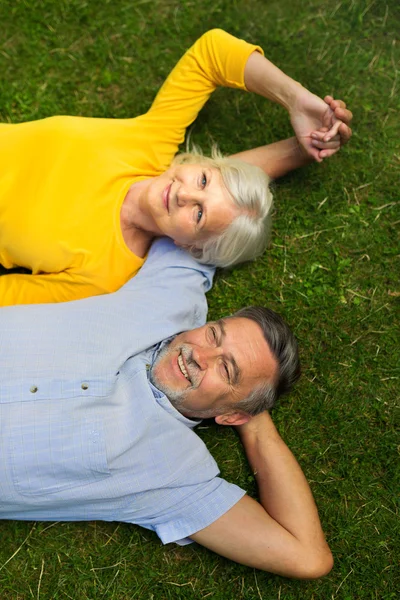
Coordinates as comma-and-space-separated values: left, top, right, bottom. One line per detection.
197, 207, 203, 223
201, 172, 207, 188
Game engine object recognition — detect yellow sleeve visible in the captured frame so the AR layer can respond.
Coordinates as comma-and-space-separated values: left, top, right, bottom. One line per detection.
140, 29, 263, 166
0, 272, 107, 306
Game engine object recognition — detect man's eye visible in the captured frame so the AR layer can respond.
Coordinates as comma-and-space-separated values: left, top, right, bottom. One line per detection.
197, 207, 203, 223
209, 326, 217, 342
223, 363, 230, 382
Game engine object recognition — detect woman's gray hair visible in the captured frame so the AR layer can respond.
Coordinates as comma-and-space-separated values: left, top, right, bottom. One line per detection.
224, 306, 301, 416
172, 147, 273, 267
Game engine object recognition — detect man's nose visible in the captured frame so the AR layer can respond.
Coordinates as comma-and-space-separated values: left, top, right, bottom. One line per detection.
192, 345, 223, 370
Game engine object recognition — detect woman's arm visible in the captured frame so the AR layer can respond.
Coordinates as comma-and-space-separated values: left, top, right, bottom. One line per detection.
0, 272, 102, 306
142, 29, 352, 173
141, 29, 263, 170
243, 52, 353, 162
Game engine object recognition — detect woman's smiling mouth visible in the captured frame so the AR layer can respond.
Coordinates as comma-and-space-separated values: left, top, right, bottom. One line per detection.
163, 183, 172, 212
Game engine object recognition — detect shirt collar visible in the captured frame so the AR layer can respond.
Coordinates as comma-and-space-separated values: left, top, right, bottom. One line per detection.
148, 380, 201, 429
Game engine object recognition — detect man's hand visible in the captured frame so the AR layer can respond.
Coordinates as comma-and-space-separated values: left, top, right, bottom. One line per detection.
290, 90, 353, 162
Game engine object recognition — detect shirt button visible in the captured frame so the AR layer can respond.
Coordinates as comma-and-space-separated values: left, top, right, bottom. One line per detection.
145, 364, 151, 371
30, 386, 38, 393
81, 383, 89, 390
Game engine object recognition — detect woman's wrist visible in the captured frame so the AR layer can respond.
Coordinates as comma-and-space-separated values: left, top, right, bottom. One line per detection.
244, 51, 305, 112
279, 80, 306, 113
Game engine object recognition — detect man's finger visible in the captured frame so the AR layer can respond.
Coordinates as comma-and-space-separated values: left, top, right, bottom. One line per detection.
335, 107, 353, 125
312, 139, 340, 150
331, 99, 347, 110
319, 148, 339, 159
338, 123, 352, 144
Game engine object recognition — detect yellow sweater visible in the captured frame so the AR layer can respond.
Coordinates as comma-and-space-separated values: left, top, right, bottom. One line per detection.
0, 29, 262, 305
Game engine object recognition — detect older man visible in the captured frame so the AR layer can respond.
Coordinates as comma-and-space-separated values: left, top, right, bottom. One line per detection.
0, 238, 332, 578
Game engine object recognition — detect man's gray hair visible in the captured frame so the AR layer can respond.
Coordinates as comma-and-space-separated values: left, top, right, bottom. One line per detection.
228, 306, 300, 415
173, 147, 273, 267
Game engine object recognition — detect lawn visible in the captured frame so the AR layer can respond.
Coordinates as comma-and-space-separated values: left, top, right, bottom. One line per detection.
0, 0, 399, 598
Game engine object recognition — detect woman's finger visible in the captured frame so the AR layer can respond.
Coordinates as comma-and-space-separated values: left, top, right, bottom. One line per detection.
310, 129, 329, 141
323, 119, 341, 141
311, 130, 340, 142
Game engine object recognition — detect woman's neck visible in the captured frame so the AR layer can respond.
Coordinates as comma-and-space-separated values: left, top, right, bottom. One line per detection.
120, 179, 157, 258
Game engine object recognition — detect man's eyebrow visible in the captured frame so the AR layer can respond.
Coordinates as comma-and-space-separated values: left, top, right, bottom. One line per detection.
217, 318, 227, 339
216, 319, 241, 386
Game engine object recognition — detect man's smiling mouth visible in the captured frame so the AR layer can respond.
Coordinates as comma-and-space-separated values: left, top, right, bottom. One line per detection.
178, 353, 190, 381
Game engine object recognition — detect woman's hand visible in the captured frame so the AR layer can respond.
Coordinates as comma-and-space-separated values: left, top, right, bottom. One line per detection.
290, 91, 353, 162
309, 96, 353, 160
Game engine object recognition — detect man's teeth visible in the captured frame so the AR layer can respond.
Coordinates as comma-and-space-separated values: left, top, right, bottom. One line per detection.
178, 354, 190, 380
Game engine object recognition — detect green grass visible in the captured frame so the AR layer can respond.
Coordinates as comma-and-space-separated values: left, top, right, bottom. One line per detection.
0, 0, 399, 598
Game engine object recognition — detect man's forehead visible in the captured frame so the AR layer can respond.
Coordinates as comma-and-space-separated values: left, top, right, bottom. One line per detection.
211, 317, 267, 357
213, 316, 250, 333
219, 316, 278, 384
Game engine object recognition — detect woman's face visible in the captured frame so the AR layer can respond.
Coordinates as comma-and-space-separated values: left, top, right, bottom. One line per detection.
144, 163, 241, 247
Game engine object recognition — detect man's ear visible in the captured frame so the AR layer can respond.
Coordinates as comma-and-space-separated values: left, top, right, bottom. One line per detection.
215, 412, 252, 427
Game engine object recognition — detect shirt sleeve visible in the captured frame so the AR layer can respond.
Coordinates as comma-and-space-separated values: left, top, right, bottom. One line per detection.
129, 477, 246, 546
0, 270, 111, 307
139, 29, 263, 170
0, 239, 214, 380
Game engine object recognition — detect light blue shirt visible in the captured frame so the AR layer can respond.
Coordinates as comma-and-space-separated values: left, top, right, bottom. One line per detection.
0, 239, 245, 544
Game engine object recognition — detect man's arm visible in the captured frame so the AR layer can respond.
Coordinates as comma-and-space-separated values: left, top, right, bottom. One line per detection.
230, 97, 353, 179
231, 137, 310, 180
191, 412, 333, 579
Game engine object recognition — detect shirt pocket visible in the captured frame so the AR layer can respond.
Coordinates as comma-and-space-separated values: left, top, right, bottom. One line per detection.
9, 410, 111, 496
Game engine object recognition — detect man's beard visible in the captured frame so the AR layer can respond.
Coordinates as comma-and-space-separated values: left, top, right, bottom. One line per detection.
149, 341, 218, 419
149, 341, 188, 411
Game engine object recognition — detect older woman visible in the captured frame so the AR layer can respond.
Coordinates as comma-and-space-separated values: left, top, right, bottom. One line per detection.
0, 29, 351, 306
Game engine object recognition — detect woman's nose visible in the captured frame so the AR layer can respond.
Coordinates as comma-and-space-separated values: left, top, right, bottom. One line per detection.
177, 186, 198, 207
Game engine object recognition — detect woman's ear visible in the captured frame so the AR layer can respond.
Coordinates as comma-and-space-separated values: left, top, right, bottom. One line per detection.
215, 412, 251, 427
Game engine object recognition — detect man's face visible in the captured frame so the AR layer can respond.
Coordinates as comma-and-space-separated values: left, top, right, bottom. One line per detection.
150, 317, 278, 419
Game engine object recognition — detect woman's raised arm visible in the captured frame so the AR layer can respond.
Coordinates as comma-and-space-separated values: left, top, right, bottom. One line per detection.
141, 29, 352, 175
140, 29, 264, 170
